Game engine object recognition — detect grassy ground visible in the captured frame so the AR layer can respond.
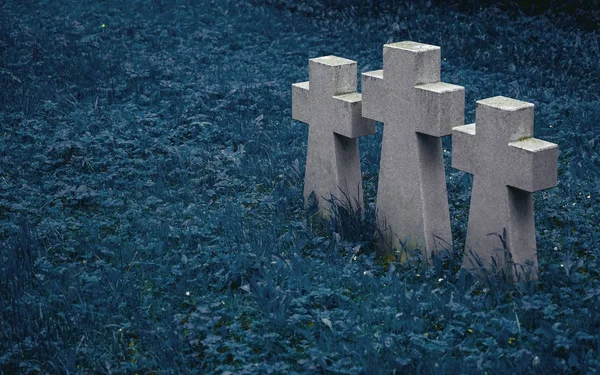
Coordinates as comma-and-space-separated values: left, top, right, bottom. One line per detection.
1, 0, 599, 373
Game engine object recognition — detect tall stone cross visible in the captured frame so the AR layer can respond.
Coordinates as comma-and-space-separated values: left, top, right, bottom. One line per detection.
292, 56, 375, 217
361, 41, 465, 261
452, 96, 559, 280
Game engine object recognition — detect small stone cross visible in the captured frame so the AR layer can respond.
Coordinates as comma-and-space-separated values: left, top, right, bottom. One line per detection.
361, 41, 464, 261
292, 56, 375, 217
452, 96, 559, 280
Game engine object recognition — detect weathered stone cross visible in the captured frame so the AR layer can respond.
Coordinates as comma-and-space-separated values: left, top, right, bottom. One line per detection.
452, 96, 559, 279
292, 56, 375, 217
361, 41, 464, 261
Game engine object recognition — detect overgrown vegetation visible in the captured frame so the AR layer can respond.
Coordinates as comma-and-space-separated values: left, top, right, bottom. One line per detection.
1, 0, 599, 373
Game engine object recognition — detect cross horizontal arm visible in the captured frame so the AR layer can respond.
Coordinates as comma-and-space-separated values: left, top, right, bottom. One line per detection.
331, 93, 376, 138
452, 124, 476, 174
415, 82, 465, 137
292, 81, 310, 124
507, 138, 559, 192
361, 70, 385, 123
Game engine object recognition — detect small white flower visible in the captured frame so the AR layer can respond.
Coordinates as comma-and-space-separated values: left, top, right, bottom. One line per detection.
240, 284, 251, 292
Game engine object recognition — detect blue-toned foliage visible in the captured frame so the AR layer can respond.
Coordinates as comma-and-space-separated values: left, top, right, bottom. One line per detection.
0, 0, 599, 373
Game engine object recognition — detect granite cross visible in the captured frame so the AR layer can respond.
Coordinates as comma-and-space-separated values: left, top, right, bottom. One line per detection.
452, 96, 559, 280
292, 56, 375, 217
361, 41, 464, 261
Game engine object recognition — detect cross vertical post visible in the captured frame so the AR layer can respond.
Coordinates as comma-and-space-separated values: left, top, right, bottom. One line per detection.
361, 41, 465, 262
452, 96, 559, 280
292, 56, 375, 217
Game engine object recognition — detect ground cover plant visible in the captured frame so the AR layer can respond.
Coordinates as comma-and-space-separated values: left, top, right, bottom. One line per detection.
1, 0, 599, 373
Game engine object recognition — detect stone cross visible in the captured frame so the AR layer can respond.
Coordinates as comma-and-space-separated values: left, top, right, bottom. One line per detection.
292, 56, 375, 217
452, 96, 559, 280
361, 41, 464, 261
